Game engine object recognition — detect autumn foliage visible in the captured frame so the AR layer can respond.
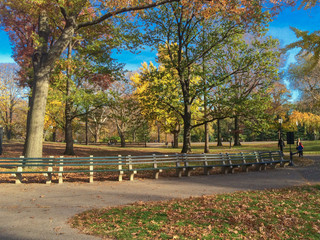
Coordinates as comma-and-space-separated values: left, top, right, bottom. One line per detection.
71, 185, 320, 239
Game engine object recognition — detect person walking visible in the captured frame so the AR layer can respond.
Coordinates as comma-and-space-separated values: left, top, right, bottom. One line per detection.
278, 138, 285, 152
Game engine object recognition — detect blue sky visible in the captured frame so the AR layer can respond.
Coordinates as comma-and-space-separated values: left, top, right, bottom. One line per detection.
0, 4, 319, 100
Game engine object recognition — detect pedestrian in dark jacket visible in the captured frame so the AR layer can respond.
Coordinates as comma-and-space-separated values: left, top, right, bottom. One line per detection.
278, 138, 285, 152
297, 142, 304, 157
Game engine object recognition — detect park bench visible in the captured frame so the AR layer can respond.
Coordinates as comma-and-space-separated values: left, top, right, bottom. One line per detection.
0, 151, 289, 184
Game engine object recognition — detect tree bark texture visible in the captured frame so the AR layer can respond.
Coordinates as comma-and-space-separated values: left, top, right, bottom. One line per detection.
234, 116, 241, 146
116, 124, 126, 147
23, 96, 32, 155
120, 134, 126, 147
94, 128, 100, 143
85, 111, 89, 145
204, 122, 209, 153
217, 119, 223, 146
64, 43, 75, 155
157, 125, 161, 143
181, 104, 192, 153
64, 116, 75, 155
5, 103, 13, 140
24, 72, 51, 158
173, 131, 179, 148
52, 128, 57, 142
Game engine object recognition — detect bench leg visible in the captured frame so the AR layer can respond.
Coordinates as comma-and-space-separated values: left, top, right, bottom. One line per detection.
242, 165, 249, 172
46, 173, 52, 184
204, 167, 211, 175
270, 163, 277, 169
118, 171, 123, 182
186, 168, 194, 177
15, 173, 22, 184
58, 173, 63, 184
221, 167, 229, 174
15, 166, 23, 184
129, 171, 137, 181
153, 169, 162, 179
89, 170, 94, 183
176, 169, 183, 178
255, 164, 263, 171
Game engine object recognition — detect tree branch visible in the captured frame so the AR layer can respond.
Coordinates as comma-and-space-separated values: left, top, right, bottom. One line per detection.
77, 0, 179, 30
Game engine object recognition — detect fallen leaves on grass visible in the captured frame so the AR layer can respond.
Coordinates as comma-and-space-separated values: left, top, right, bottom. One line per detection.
70, 185, 320, 240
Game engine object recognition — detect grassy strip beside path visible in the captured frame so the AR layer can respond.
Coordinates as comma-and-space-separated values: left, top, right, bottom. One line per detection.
70, 185, 320, 239
3, 140, 320, 157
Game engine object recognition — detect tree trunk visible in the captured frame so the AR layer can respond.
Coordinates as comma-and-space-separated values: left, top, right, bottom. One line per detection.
171, 123, 180, 148
133, 130, 136, 143
5, 126, 9, 140
202, 28, 209, 153
204, 122, 209, 153
181, 105, 192, 153
64, 116, 75, 155
157, 124, 161, 143
95, 127, 100, 143
217, 119, 223, 146
6, 103, 14, 140
120, 134, 126, 147
85, 111, 89, 145
173, 131, 179, 148
24, 70, 51, 158
116, 124, 126, 147
52, 127, 56, 142
23, 96, 32, 155
234, 116, 241, 146
64, 43, 75, 155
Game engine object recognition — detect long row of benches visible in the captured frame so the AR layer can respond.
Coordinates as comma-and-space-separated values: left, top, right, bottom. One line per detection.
0, 151, 289, 184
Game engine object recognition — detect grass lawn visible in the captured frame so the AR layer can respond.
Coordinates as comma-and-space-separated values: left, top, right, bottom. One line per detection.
2, 140, 320, 157
70, 185, 320, 240
73, 140, 320, 156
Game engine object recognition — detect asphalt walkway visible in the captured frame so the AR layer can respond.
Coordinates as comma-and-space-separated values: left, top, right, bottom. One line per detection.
0, 155, 319, 240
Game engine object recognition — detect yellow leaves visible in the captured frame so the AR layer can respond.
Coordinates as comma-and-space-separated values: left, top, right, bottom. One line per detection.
0, 83, 7, 103
288, 110, 320, 132
49, 99, 63, 107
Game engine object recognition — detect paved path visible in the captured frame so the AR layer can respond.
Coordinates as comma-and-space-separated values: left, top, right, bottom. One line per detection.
0, 156, 319, 240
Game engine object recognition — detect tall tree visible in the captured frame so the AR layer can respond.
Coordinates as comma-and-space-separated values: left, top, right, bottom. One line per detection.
142, 2, 276, 152
131, 61, 185, 148
223, 35, 281, 146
